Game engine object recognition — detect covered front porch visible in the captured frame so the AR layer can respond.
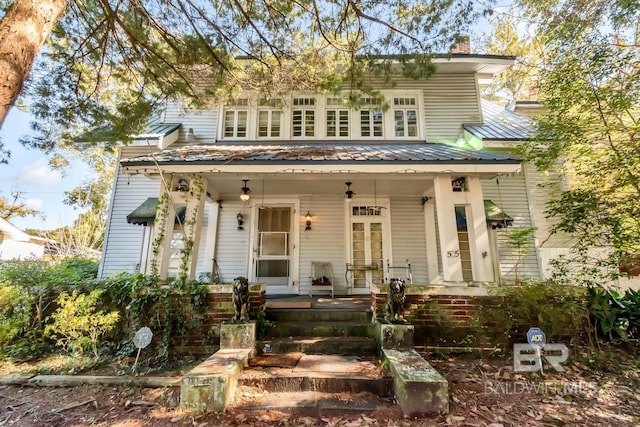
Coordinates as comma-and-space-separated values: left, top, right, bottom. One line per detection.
120, 143, 520, 296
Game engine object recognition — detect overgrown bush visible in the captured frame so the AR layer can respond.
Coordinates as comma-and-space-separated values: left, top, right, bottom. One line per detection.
46, 289, 119, 358
0, 285, 32, 349
478, 280, 588, 348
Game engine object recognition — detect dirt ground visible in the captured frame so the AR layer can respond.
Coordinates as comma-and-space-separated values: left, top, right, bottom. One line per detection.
0, 351, 638, 426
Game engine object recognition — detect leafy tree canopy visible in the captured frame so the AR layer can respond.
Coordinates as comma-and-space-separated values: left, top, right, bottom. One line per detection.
18, 0, 493, 154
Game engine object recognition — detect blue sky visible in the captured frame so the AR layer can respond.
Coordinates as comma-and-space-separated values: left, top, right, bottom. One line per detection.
1, 108, 93, 231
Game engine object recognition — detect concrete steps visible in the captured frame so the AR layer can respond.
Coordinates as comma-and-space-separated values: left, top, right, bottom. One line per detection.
233, 389, 400, 417
237, 355, 392, 395
259, 336, 377, 355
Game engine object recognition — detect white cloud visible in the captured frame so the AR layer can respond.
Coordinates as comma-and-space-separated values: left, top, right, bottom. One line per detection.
20, 158, 62, 187
24, 198, 43, 210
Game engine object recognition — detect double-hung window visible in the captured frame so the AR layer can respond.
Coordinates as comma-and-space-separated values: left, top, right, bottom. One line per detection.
359, 97, 383, 138
292, 97, 316, 138
223, 98, 249, 138
392, 96, 418, 138
326, 97, 349, 137
257, 98, 282, 138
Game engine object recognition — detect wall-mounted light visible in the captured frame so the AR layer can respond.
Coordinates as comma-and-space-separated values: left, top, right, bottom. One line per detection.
345, 181, 355, 199
305, 211, 312, 231
240, 179, 251, 201
236, 212, 244, 230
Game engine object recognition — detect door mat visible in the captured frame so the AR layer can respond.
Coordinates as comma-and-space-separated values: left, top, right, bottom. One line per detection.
249, 352, 303, 368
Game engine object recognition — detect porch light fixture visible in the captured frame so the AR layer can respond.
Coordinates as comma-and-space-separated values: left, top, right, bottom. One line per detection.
345, 182, 355, 199
236, 213, 244, 230
305, 211, 312, 230
240, 179, 251, 201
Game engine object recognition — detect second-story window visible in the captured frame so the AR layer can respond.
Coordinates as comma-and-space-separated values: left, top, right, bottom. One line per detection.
223, 98, 249, 138
359, 96, 383, 138
257, 98, 282, 138
326, 97, 349, 137
393, 96, 418, 138
292, 97, 316, 137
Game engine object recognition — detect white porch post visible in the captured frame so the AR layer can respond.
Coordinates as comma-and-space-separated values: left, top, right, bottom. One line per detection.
467, 177, 494, 282
151, 176, 176, 280
433, 175, 463, 282
202, 200, 219, 280
183, 176, 208, 279
423, 199, 440, 283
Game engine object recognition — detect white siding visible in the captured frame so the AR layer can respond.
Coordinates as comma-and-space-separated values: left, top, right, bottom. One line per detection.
422, 74, 481, 143
389, 197, 429, 283
164, 101, 218, 145
524, 163, 572, 249
482, 173, 540, 281
99, 147, 161, 277
214, 201, 251, 282
298, 195, 346, 295
195, 202, 211, 276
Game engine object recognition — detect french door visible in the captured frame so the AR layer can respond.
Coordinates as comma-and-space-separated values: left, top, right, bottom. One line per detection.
348, 204, 389, 293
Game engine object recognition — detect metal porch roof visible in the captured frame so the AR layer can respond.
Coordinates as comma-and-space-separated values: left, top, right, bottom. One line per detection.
120, 142, 521, 166
464, 100, 534, 141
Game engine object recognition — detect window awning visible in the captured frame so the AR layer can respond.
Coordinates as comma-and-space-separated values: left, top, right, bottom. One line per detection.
126, 197, 187, 226
455, 200, 514, 229
484, 200, 514, 229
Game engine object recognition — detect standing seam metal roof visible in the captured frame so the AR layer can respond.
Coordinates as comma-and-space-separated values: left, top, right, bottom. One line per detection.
464, 99, 534, 141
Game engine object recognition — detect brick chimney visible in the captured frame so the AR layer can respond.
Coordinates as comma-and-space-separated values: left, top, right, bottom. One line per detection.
451, 35, 470, 54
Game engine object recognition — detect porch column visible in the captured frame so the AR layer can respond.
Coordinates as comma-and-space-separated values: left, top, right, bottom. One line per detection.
422, 199, 440, 283
466, 177, 494, 282
433, 176, 463, 282
151, 177, 176, 280
183, 176, 208, 279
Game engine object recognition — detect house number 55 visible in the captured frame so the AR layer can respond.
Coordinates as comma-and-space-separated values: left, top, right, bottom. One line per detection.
447, 250, 460, 258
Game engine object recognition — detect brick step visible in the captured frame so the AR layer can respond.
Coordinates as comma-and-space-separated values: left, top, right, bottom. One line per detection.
266, 308, 372, 323
232, 389, 400, 418
258, 336, 377, 356
265, 321, 374, 338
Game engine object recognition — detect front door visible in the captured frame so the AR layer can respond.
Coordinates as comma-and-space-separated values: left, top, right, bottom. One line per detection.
254, 206, 292, 291
347, 203, 389, 294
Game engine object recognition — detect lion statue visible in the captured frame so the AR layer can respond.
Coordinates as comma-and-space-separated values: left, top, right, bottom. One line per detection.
386, 278, 406, 323
231, 276, 250, 323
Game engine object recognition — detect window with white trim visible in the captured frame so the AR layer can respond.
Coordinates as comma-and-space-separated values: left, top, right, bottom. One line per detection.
359, 96, 383, 138
257, 98, 282, 138
326, 97, 349, 137
223, 97, 249, 138
392, 96, 418, 138
292, 97, 316, 137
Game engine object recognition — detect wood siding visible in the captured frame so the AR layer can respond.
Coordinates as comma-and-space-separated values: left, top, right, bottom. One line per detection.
298, 195, 346, 295
164, 101, 218, 145
389, 197, 429, 283
213, 200, 251, 282
481, 174, 540, 281
99, 147, 160, 277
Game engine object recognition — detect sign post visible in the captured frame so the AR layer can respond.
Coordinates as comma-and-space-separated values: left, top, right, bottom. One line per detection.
527, 327, 546, 374
132, 326, 153, 371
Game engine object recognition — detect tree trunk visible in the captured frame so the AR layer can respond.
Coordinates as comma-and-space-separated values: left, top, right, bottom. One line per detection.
0, 0, 67, 127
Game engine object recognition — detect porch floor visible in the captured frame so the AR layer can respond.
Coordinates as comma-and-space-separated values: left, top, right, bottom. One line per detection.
265, 295, 370, 310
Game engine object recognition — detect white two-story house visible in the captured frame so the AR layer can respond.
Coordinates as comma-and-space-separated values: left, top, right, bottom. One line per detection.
98, 52, 569, 296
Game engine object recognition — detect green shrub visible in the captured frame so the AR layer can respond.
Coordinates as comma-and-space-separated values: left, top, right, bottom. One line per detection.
0, 285, 32, 348
587, 286, 640, 342
45, 289, 120, 358
478, 280, 588, 348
